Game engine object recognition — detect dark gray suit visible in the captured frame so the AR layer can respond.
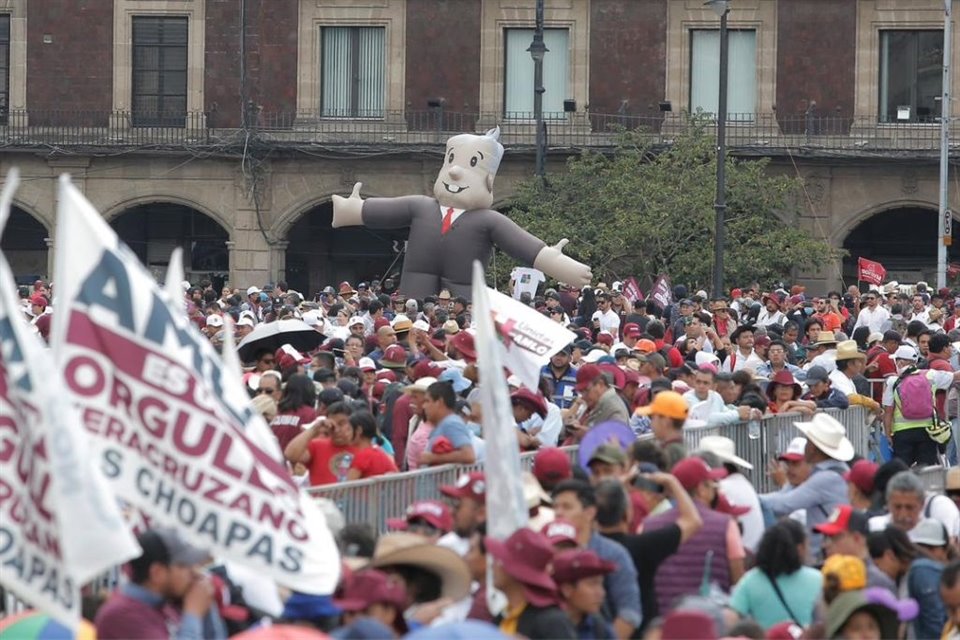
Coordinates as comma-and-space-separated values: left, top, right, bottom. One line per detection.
363, 195, 546, 300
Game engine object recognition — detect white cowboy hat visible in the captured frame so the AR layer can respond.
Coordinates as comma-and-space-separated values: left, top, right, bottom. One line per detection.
793, 413, 854, 462
697, 435, 753, 470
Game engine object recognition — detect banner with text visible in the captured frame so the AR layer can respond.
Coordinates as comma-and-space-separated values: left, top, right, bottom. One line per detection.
0, 170, 140, 627
49, 176, 340, 595
623, 277, 643, 304
650, 275, 673, 309
487, 286, 576, 390
857, 257, 887, 286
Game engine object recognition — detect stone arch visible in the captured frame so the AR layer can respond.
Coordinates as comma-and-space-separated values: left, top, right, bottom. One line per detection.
106, 198, 232, 286
100, 194, 234, 240
2, 202, 53, 280
829, 198, 948, 247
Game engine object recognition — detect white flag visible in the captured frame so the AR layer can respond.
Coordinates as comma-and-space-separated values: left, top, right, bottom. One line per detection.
472, 262, 527, 539
0, 169, 140, 628
49, 175, 341, 595
486, 287, 576, 390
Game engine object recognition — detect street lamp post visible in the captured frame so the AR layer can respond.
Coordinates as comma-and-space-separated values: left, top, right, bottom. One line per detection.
708, 0, 730, 298
529, 0, 547, 179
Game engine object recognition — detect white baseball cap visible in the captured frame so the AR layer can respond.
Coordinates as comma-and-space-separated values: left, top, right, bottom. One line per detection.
302, 310, 323, 327
582, 349, 608, 364
205, 314, 224, 328
246, 286, 261, 296
358, 357, 377, 372
893, 345, 919, 362
237, 315, 255, 328
348, 316, 365, 327
412, 319, 430, 332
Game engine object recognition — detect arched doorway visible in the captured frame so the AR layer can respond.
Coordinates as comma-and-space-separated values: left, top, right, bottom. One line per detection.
284, 202, 407, 298
842, 206, 959, 285
1, 207, 49, 284
109, 203, 229, 287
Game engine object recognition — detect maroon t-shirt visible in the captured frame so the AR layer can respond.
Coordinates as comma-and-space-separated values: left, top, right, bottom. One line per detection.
270, 405, 317, 452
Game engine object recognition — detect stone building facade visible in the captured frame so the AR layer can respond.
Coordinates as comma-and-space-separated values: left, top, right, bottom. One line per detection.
2, 0, 959, 295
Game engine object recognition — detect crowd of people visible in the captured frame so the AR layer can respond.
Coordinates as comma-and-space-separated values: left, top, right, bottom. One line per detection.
14, 274, 960, 639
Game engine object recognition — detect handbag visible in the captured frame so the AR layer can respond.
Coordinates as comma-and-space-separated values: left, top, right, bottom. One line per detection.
766, 571, 803, 625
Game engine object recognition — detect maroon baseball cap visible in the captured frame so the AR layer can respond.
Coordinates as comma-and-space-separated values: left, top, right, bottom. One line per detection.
29, 294, 48, 307
597, 332, 614, 347
671, 457, 727, 492
380, 344, 408, 369
511, 388, 548, 418
552, 549, 616, 584
843, 459, 879, 496
540, 519, 578, 547
411, 359, 443, 380
386, 500, 453, 533
440, 472, 486, 504
575, 364, 603, 392
484, 529, 557, 605
333, 568, 407, 612
623, 323, 641, 339
533, 448, 572, 486
449, 331, 477, 363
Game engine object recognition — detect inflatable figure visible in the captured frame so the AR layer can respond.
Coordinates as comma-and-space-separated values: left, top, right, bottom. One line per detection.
332, 127, 592, 299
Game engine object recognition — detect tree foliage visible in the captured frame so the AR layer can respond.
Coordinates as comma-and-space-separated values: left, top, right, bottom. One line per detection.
492, 116, 840, 292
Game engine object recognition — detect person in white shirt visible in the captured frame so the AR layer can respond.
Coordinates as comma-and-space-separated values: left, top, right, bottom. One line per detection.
908, 294, 931, 325
591, 292, 621, 335
756, 293, 786, 327
696, 436, 764, 553
868, 470, 960, 543
721, 325, 764, 373
683, 366, 760, 426
854, 290, 891, 334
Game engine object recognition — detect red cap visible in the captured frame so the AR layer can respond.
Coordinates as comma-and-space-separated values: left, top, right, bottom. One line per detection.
715, 492, 751, 517
671, 457, 727, 492
597, 364, 626, 390
597, 332, 614, 346
623, 323, 641, 339
623, 369, 641, 386
541, 519, 579, 547
380, 344, 408, 369
532, 448, 572, 486
552, 549, 616, 584
575, 364, 603, 392
449, 331, 477, 363
374, 317, 391, 330
29, 294, 48, 307
511, 388, 548, 418
731, 288, 743, 298
813, 504, 870, 536
372, 380, 389, 399
412, 359, 443, 380
440, 471, 486, 504
376, 370, 398, 383
386, 500, 453, 533
843, 459, 879, 495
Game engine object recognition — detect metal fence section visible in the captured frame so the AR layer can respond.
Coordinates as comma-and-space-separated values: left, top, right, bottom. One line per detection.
4, 110, 960, 157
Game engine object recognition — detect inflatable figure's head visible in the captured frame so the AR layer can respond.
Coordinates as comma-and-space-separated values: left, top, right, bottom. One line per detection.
433, 127, 504, 211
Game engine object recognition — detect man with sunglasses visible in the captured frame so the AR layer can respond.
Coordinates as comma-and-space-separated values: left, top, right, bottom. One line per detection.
255, 371, 282, 403
853, 290, 890, 334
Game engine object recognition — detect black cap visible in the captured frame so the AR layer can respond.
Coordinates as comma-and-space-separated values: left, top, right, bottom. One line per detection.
573, 339, 593, 352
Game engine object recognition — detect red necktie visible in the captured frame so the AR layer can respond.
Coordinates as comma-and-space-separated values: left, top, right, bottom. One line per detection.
441, 207, 454, 234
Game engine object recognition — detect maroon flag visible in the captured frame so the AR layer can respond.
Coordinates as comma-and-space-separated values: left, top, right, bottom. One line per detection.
651, 275, 672, 309
623, 277, 643, 303
857, 257, 886, 286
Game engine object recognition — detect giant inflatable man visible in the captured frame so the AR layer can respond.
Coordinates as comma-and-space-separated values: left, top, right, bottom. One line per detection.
332, 127, 592, 299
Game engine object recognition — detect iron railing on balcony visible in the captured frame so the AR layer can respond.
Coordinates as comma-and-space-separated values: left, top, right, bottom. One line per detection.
3, 109, 960, 156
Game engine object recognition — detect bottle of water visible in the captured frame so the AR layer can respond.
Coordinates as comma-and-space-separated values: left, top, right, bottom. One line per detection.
748, 418, 761, 440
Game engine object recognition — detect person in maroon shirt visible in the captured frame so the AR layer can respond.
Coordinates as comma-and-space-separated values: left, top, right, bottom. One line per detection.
285, 401, 358, 486
269, 373, 317, 453
348, 411, 398, 480
865, 330, 902, 401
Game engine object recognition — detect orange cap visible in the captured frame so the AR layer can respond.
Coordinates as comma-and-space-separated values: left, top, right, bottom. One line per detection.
634, 390, 688, 420
635, 339, 657, 354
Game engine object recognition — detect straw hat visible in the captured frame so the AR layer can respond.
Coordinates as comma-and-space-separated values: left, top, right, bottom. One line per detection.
811, 331, 838, 347
835, 340, 866, 362
370, 532, 471, 600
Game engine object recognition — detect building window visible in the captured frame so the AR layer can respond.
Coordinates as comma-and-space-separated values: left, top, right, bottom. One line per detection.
321, 26, 385, 118
503, 28, 569, 119
690, 29, 757, 120
879, 30, 943, 123
132, 16, 188, 126
0, 14, 9, 123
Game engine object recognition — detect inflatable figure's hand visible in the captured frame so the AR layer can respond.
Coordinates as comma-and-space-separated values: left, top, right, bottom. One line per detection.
331, 182, 364, 228
534, 239, 592, 288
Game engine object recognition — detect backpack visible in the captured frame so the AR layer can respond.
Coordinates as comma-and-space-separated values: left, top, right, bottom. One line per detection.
893, 369, 935, 420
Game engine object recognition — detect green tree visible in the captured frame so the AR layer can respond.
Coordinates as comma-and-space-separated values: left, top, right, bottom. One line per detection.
491, 116, 840, 293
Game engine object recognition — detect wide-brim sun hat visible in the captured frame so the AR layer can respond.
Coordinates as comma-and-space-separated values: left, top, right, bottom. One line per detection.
370, 532, 471, 601
793, 413, 855, 461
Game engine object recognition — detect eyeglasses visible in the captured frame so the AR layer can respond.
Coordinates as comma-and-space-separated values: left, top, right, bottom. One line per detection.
255, 387, 278, 395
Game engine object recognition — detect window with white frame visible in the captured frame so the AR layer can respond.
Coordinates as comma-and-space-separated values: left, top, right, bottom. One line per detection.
503, 28, 569, 119
321, 26, 385, 118
690, 29, 757, 121
879, 30, 943, 123
132, 16, 188, 126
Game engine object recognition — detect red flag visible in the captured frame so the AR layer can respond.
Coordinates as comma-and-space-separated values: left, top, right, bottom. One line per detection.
623, 277, 643, 303
857, 257, 886, 286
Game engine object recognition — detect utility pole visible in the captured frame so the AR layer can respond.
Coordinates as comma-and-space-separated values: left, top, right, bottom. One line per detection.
938, 0, 953, 289
529, 0, 547, 179
709, 0, 730, 297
